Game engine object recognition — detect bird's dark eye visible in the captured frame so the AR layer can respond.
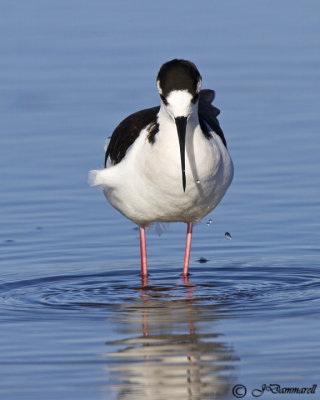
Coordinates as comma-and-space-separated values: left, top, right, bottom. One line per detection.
160, 94, 168, 105
191, 93, 199, 104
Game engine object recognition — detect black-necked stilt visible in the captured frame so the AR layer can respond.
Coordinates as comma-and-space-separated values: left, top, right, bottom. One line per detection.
90, 59, 233, 278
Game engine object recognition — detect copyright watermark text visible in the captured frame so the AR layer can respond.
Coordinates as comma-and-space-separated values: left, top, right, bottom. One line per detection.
232, 383, 317, 398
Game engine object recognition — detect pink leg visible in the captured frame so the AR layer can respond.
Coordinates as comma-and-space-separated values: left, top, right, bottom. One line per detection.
183, 222, 193, 276
139, 226, 148, 277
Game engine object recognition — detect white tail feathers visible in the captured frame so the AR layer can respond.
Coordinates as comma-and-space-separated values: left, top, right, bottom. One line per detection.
88, 169, 104, 187
88, 168, 119, 188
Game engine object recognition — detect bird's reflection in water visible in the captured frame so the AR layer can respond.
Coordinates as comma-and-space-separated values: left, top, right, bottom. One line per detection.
106, 276, 238, 400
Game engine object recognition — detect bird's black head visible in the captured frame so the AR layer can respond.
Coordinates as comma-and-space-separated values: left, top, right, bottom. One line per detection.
156, 59, 202, 192
157, 59, 202, 101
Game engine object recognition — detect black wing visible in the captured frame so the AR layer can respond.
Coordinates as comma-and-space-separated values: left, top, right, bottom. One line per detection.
198, 89, 227, 148
105, 106, 160, 167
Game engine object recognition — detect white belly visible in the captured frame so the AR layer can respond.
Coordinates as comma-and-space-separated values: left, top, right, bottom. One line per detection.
97, 124, 233, 226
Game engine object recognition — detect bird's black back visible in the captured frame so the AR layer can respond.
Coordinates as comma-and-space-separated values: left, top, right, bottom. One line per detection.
104, 106, 160, 167
198, 89, 227, 147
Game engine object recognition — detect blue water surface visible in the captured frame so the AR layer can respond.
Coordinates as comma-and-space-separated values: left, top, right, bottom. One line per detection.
0, 1, 319, 399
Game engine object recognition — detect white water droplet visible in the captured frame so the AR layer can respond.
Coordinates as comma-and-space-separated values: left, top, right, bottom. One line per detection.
206, 218, 213, 227
196, 179, 200, 184
225, 232, 232, 240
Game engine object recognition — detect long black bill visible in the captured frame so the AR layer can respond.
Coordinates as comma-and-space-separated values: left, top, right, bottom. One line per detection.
175, 116, 188, 192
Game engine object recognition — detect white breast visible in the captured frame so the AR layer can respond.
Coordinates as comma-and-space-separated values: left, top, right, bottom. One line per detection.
92, 116, 233, 226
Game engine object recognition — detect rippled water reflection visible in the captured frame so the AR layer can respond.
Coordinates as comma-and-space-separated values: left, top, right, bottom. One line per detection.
107, 302, 236, 399
1, 262, 319, 398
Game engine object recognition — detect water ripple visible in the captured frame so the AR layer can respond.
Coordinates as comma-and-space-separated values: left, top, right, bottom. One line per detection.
0, 261, 319, 321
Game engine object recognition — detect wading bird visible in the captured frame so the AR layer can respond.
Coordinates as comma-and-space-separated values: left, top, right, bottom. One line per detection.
90, 59, 233, 278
